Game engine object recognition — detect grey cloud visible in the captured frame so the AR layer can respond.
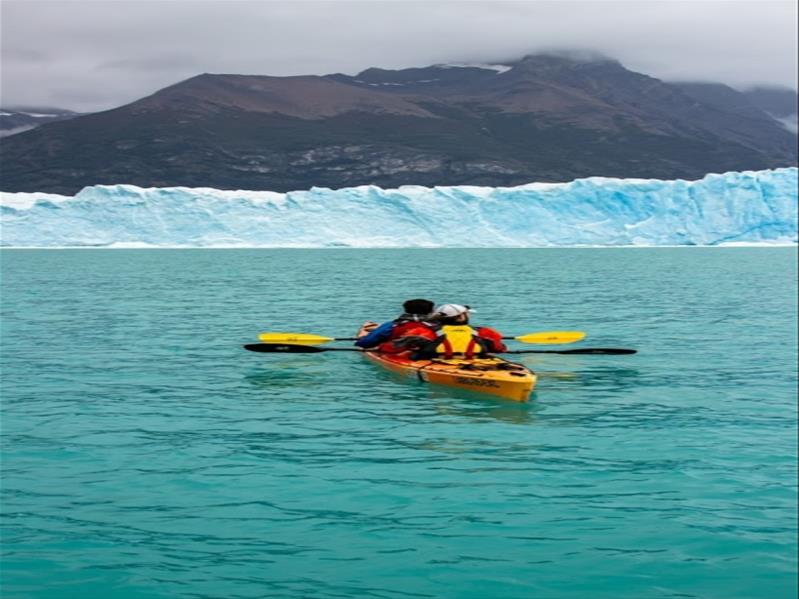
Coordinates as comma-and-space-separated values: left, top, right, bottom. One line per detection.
0, 47, 50, 62
95, 55, 205, 73
1, 0, 796, 112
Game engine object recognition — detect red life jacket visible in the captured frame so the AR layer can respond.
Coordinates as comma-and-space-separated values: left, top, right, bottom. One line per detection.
377, 321, 436, 353
474, 326, 507, 353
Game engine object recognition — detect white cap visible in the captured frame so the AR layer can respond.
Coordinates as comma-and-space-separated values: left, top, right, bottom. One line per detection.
435, 303, 474, 317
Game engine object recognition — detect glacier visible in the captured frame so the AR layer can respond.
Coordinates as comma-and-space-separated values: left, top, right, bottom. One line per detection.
1, 168, 796, 247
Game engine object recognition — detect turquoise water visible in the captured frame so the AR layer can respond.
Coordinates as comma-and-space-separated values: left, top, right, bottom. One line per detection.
1, 248, 796, 599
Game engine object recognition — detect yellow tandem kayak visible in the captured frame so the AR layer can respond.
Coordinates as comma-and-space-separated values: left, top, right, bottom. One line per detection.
358, 324, 537, 402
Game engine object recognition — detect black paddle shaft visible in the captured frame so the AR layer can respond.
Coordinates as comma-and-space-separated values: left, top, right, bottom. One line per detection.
243, 343, 635, 355
244, 343, 370, 353
505, 348, 636, 355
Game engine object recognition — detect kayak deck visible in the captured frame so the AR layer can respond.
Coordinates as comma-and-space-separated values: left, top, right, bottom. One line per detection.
358, 325, 536, 402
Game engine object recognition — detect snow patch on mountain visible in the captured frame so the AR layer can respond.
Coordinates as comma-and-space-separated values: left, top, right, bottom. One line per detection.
438, 63, 513, 73
772, 113, 798, 134
0, 126, 36, 138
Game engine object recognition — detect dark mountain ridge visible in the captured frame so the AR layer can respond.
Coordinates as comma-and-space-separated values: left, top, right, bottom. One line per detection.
1, 54, 796, 194
740, 86, 798, 118
0, 107, 81, 138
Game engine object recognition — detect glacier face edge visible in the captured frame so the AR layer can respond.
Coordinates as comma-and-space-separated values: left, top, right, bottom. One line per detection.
1, 168, 797, 248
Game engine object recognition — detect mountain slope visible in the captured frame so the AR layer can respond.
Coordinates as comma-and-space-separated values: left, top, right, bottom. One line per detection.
741, 86, 798, 118
739, 86, 798, 133
0, 107, 81, 138
1, 55, 796, 194
677, 82, 798, 136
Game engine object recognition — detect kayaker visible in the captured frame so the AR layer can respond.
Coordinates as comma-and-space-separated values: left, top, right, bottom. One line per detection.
411, 303, 507, 359
354, 299, 435, 350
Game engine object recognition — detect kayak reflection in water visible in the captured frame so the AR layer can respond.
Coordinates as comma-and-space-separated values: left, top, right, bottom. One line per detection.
407, 303, 508, 360
354, 298, 435, 352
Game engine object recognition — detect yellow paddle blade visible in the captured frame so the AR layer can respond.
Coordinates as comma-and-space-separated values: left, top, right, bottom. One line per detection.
257, 332, 334, 345
514, 331, 586, 344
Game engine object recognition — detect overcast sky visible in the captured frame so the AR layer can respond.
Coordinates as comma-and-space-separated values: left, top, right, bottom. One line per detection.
1, 0, 797, 112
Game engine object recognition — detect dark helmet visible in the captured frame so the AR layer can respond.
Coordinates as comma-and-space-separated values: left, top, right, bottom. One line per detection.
402, 298, 434, 315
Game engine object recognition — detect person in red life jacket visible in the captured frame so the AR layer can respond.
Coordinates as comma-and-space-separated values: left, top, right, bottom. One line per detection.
355, 299, 435, 352
412, 303, 507, 359
378, 317, 438, 354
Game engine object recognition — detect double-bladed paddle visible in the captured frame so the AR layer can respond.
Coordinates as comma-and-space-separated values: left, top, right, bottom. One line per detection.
244, 343, 636, 355
257, 330, 586, 345
504, 348, 636, 355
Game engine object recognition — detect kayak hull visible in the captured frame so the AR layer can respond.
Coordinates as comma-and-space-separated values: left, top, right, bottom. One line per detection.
358, 325, 537, 402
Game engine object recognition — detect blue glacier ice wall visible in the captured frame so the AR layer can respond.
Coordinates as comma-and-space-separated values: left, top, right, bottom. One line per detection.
1, 168, 796, 247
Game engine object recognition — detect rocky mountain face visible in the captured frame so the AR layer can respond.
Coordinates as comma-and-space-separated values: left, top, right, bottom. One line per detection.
740, 86, 798, 119
1, 55, 796, 194
0, 107, 81, 138
675, 82, 798, 134
741, 86, 798, 134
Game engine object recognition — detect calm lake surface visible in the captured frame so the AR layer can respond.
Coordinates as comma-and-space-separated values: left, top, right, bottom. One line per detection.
1, 248, 796, 599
